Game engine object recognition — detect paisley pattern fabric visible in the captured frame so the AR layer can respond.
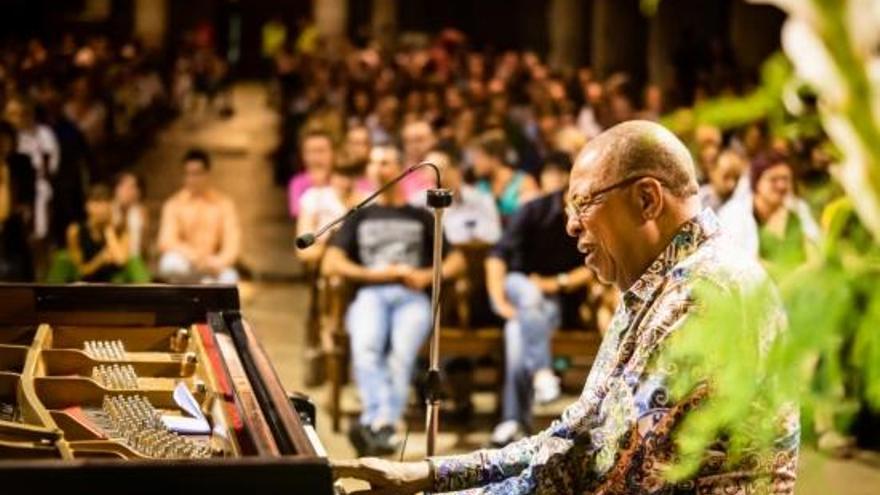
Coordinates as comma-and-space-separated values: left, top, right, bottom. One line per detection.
429, 209, 799, 495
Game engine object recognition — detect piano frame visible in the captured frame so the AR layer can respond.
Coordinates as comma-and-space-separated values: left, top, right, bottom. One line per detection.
0, 283, 333, 494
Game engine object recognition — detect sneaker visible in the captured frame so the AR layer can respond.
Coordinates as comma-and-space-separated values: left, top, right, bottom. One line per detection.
347, 423, 370, 456
490, 420, 525, 448
533, 368, 561, 405
368, 424, 400, 456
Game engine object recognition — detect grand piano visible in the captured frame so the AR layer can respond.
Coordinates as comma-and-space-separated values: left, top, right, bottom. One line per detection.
0, 284, 333, 494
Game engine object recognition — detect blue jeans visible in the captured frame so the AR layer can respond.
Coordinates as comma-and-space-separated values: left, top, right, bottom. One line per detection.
498, 273, 560, 426
346, 284, 432, 427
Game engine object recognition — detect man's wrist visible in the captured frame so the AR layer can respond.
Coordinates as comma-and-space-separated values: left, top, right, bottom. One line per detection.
556, 272, 570, 291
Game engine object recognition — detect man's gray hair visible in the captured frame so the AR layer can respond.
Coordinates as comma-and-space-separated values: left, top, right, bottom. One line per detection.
578, 120, 699, 197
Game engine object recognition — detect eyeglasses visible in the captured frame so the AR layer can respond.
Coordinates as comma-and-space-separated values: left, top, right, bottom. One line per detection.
566, 175, 668, 220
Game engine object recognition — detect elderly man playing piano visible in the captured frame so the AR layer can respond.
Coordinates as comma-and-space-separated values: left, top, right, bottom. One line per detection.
334, 120, 799, 495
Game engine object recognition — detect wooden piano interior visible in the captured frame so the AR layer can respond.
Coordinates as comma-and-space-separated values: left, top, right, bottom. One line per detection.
0, 284, 333, 494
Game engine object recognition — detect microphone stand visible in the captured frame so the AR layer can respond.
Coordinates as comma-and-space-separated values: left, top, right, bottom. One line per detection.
295, 162, 451, 458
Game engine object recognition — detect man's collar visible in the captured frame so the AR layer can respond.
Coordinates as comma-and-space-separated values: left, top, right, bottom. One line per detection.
624, 208, 721, 305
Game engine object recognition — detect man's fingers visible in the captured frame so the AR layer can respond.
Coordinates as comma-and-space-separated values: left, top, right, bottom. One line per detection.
331, 459, 389, 486
349, 488, 397, 495
331, 459, 365, 480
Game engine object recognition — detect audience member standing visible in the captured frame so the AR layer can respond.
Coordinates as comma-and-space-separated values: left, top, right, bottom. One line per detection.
0, 121, 35, 281
158, 149, 241, 284
4, 97, 59, 243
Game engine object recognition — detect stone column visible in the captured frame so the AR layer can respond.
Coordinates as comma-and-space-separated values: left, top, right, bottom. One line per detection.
591, 0, 647, 80
314, 0, 348, 55
371, 0, 398, 49
134, 0, 168, 51
548, 0, 584, 70
729, 0, 785, 75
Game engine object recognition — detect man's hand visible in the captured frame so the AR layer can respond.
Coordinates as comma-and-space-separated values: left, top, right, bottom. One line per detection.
203, 256, 226, 275
402, 268, 433, 290
493, 298, 517, 320
332, 458, 431, 495
529, 274, 560, 295
368, 264, 413, 284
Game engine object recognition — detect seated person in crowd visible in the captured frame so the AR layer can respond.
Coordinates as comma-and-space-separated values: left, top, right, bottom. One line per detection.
113, 171, 148, 259
0, 120, 35, 281
322, 144, 465, 456
158, 149, 241, 284
288, 130, 335, 219
296, 160, 366, 264
400, 120, 439, 201
418, 143, 501, 245
342, 124, 373, 168
48, 184, 149, 283
539, 151, 573, 194
473, 131, 539, 219
699, 150, 747, 212
485, 157, 592, 447
720, 151, 820, 279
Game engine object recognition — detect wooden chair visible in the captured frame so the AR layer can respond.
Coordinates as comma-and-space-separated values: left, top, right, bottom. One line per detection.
319, 243, 610, 432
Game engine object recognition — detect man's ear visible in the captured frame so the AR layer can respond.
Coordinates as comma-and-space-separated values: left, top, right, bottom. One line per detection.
635, 178, 663, 220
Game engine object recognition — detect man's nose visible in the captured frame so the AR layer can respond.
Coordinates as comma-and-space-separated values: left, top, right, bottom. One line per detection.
565, 215, 581, 238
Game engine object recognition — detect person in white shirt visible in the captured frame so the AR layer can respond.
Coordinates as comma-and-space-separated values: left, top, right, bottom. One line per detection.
4, 97, 59, 241
296, 161, 366, 264
699, 150, 747, 212
414, 144, 502, 245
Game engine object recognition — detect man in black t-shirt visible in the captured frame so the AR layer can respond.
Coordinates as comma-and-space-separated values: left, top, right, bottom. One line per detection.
485, 171, 594, 447
324, 145, 465, 456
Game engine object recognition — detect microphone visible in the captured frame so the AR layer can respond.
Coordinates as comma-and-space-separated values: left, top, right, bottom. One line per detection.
295, 232, 316, 250
295, 161, 446, 250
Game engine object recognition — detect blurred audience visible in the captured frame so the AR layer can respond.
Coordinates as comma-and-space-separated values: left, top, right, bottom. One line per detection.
419, 144, 501, 245
719, 151, 820, 279
700, 150, 747, 212
288, 130, 335, 219
322, 144, 465, 456
158, 149, 241, 284
296, 160, 366, 264
0, 121, 34, 281
47, 184, 148, 283
472, 132, 539, 219
112, 172, 147, 259
485, 174, 591, 446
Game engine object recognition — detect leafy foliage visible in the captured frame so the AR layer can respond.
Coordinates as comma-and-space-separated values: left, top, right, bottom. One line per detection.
645, 0, 880, 481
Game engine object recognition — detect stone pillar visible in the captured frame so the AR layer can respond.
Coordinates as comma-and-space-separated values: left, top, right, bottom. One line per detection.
729, 0, 785, 75
372, 0, 398, 49
548, 0, 584, 70
591, 0, 647, 80
314, 0, 348, 54
134, 0, 168, 51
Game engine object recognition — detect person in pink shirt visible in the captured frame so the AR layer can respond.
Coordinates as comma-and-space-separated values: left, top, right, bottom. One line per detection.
288, 130, 335, 219
400, 120, 437, 199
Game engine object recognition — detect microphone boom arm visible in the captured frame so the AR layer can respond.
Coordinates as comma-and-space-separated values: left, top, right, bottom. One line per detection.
296, 161, 443, 248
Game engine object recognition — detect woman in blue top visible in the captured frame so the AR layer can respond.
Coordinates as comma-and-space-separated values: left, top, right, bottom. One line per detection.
472, 132, 539, 218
